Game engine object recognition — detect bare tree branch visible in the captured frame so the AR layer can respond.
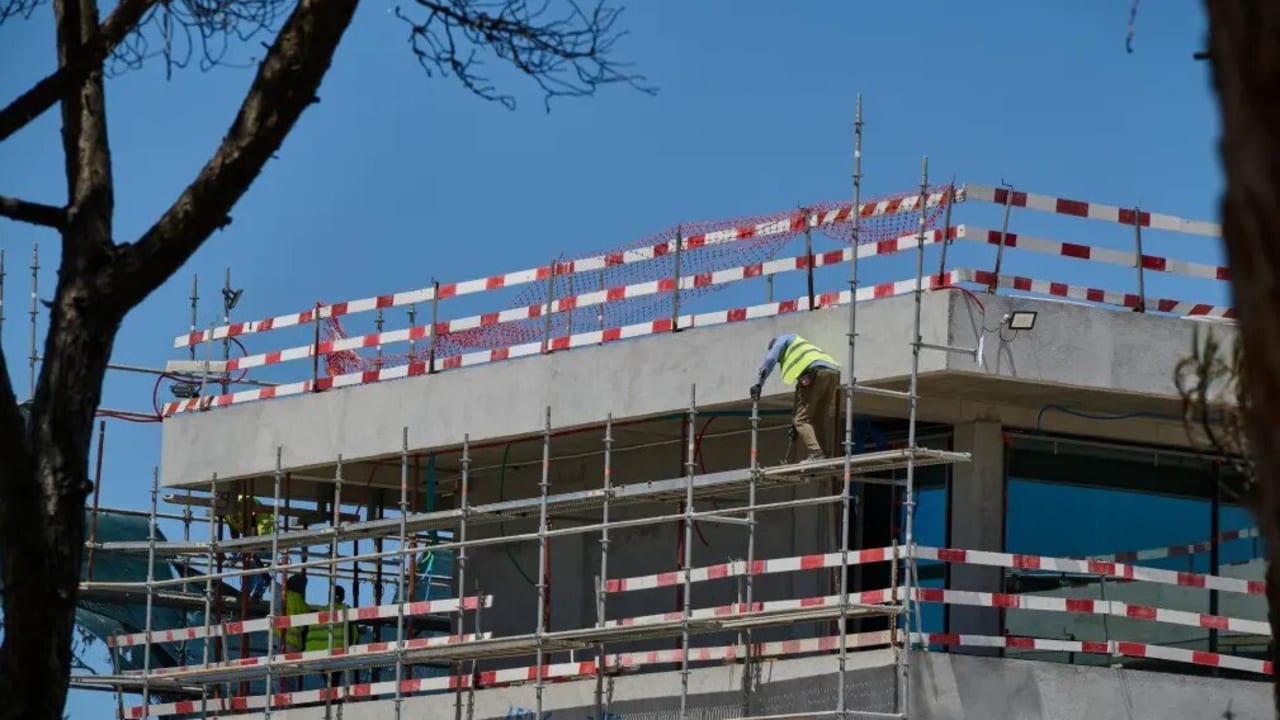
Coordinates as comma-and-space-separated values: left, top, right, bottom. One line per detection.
0, 0, 152, 145
0, 195, 65, 229
104, 0, 360, 313
395, 0, 655, 111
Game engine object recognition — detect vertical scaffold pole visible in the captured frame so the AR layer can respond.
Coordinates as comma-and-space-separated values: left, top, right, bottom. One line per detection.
395, 428, 411, 720
740, 390, 761, 716
201, 473, 219, 716
454, 435, 472, 720
141, 468, 159, 716
429, 280, 440, 374
678, 384, 697, 720
1132, 205, 1147, 312
594, 414, 614, 720
326, 454, 345, 720
189, 274, 199, 362
672, 227, 683, 331
1, 248, 7, 340
265, 448, 283, 719
837, 92, 864, 720
221, 267, 232, 396
901, 156, 931, 720
87, 421, 106, 582
535, 408, 552, 719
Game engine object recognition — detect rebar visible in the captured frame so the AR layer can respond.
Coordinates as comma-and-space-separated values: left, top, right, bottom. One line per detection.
535, 407, 552, 719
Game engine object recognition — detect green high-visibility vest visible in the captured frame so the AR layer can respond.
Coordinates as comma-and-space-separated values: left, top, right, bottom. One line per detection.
779, 336, 838, 385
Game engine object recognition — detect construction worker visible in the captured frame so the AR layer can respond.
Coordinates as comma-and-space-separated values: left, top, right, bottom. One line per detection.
750, 334, 840, 462
305, 586, 357, 689
223, 493, 275, 601
280, 573, 311, 653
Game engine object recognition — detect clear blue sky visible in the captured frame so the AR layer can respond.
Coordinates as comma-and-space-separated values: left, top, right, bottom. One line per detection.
0, 1, 1224, 715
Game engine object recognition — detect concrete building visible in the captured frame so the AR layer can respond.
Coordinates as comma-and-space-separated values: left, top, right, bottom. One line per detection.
88, 179, 1266, 720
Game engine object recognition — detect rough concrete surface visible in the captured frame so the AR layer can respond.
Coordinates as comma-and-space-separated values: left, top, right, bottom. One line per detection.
250, 651, 1269, 720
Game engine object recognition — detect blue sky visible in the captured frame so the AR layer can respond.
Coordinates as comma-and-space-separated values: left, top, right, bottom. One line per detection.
0, 0, 1225, 715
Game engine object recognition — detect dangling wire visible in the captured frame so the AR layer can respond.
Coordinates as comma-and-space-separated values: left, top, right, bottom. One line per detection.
1125, 0, 1140, 54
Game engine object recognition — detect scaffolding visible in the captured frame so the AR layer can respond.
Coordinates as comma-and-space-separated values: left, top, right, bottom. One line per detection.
69, 94, 990, 720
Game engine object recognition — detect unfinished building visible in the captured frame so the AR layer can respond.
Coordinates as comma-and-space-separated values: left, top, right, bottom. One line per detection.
70, 115, 1269, 720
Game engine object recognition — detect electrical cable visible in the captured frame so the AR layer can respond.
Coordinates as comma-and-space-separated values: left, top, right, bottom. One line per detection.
498, 442, 537, 586
1034, 404, 1205, 434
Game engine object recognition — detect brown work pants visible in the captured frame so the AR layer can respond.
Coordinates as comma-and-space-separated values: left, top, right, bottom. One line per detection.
793, 367, 840, 456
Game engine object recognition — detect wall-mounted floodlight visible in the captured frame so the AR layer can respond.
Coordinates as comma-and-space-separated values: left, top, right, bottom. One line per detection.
1005, 310, 1037, 331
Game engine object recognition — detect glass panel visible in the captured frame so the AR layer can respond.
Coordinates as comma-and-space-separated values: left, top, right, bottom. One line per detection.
1003, 438, 1216, 669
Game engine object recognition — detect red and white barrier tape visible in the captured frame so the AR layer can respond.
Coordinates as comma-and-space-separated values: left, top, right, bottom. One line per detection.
161, 272, 964, 416
173, 190, 952, 349
608, 585, 1268, 637
605, 545, 1262, 598
144, 632, 490, 679
918, 632, 1270, 676
124, 625, 1269, 717
1084, 527, 1261, 564
163, 268, 1233, 416
955, 226, 1230, 282
222, 229, 950, 373
964, 185, 1221, 238
970, 269, 1235, 319
109, 595, 487, 648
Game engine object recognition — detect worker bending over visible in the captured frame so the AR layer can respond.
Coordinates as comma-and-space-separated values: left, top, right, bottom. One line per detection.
750, 334, 840, 462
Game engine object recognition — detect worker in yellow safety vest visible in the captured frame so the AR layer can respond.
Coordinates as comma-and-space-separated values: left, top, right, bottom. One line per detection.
280, 573, 311, 653
223, 493, 276, 601
305, 585, 357, 689
750, 334, 841, 462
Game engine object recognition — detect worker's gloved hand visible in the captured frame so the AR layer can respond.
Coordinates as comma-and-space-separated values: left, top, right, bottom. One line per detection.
749, 384, 762, 401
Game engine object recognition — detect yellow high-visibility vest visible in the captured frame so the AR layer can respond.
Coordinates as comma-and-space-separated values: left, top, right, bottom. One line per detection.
225, 494, 276, 537
779, 336, 838, 385
282, 588, 311, 649
304, 601, 352, 652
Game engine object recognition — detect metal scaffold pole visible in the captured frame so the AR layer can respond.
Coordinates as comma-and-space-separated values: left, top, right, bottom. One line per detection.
837, 91, 864, 720
201, 473, 218, 717
900, 156, 931, 720
327, 455, 346, 719
679, 384, 697, 720
740, 392, 761, 716
535, 407, 552, 720
29, 241, 38, 399
265, 448, 283, 718
141, 468, 159, 716
395, 428, 410, 720
594, 414, 614, 720
454, 435, 471, 720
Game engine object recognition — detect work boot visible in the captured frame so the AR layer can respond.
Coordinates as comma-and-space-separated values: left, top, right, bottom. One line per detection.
803, 452, 825, 464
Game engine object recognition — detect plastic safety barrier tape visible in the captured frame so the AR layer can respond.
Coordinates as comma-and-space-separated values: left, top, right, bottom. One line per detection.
964, 184, 1221, 238
122, 627, 1269, 717
915, 632, 1270, 676
161, 271, 966, 416
108, 594, 489, 648
1085, 527, 1261, 564
607, 586, 1269, 637
143, 632, 491, 679
221, 229, 951, 373
969, 269, 1235, 319
955, 226, 1230, 282
605, 544, 1262, 597
173, 190, 955, 348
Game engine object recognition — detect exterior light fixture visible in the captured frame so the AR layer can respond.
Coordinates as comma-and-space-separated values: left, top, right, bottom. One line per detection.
1005, 311, 1037, 331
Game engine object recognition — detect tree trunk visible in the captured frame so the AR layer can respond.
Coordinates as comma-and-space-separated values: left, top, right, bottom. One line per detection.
1203, 1, 1280, 713
0, 274, 120, 720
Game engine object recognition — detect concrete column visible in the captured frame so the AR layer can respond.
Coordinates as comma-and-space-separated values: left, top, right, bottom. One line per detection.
947, 421, 1004, 652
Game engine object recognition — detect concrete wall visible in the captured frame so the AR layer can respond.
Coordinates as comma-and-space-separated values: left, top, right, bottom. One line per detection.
249, 651, 1270, 720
